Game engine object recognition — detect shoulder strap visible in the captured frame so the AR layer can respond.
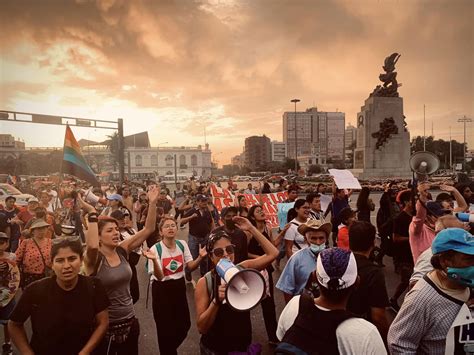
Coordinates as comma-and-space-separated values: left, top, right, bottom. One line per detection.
155, 242, 163, 259
91, 252, 104, 277
204, 271, 213, 299
32, 238, 48, 270
116, 246, 128, 261
175, 240, 185, 253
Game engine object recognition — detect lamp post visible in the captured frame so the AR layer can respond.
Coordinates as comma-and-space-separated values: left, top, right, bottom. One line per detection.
291, 99, 301, 173
156, 141, 168, 179
458, 116, 472, 170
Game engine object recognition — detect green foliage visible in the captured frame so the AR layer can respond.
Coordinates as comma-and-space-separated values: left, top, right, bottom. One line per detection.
308, 164, 323, 175
411, 136, 465, 168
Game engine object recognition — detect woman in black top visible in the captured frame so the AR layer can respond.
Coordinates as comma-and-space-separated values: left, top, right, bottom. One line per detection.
195, 216, 278, 354
356, 186, 375, 223
247, 205, 284, 345
8, 237, 109, 355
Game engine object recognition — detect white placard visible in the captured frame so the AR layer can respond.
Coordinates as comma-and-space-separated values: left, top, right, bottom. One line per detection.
328, 169, 362, 190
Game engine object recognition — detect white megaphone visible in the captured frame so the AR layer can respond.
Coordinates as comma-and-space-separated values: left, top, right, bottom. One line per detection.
456, 212, 474, 223
409, 151, 440, 181
215, 259, 265, 312
82, 188, 107, 205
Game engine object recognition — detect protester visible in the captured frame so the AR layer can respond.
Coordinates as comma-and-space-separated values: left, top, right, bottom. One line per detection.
261, 179, 272, 194
101, 193, 125, 217
82, 187, 158, 355
247, 204, 279, 345
244, 183, 256, 194
276, 248, 386, 354
1, 197, 21, 252
39, 191, 55, 213
156, 190, 173, 216
276, 219, 331, 303
0, 232, 16, 355
195, 216, 278, 354
213, 206, 248, 264
325, 184, 351, 247
285, 187, 298, 203
15, 198, 39, 229
121, 186, 134, 212
409, 214, 470, 287
284, 199, 310, 258
306, 193, 325, 221
134, 192, 148, 231
388, 228, 474, 354
410, 183, 467, 263
110, 209, 142, 304
334, 207, 355, 251
455, 183, 473, 211
181, 194, 214, 279
390, 189, 414, 311
15, 219, 53, 288
144, 217, 206, 354
8, 236, 109, 355
356, 186, 375, 223
347, 221, 390, 342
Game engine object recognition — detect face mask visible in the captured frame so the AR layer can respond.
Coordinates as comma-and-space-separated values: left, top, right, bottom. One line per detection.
310, 243, 325, 254
446, 266, 474, 287
224, 220, 236, 230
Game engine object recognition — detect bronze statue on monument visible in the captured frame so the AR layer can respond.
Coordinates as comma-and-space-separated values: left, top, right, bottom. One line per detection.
370, 52, 401, 97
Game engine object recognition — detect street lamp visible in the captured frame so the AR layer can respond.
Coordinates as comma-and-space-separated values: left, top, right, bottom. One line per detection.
156, 141, 168, 178
291, 98, 301, 173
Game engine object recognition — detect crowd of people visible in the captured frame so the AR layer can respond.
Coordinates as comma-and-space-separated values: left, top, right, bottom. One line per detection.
0, 175, 473, 354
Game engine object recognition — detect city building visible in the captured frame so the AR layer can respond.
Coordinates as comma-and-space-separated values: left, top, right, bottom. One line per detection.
271, 141, 287, 162
0, 134, 25, 150
345, 123, 357, 163
231, 153, 244, 167
283, 107, 345, 164
244, 135, 271, 170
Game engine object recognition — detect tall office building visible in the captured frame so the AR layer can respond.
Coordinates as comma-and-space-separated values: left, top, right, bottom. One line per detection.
271, 141, 287, 162
345, 123, 357, 162
244, 135, 271, 170
283, 107, 345, 162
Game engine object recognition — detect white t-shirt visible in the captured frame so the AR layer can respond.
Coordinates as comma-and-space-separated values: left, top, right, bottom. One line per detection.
277, 295, 387, 354
284, 219, 308, 254
147, 240, 193, 281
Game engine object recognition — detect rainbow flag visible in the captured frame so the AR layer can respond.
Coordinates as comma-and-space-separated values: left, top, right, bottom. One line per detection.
61, 125, 99, 186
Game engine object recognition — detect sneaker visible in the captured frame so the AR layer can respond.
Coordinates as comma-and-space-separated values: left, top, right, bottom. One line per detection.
389, 298, 400, 313
2, 343, 12, 355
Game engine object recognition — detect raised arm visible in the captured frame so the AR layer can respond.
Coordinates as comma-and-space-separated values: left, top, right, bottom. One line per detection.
143, 249, 165, 281
120, 186, 159, 253
77, 194, 99, 273
440, 184, 468, 212
235, 216, 278, 270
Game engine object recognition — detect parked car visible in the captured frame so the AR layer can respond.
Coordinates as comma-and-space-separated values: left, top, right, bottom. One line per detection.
0, 184, 36, 207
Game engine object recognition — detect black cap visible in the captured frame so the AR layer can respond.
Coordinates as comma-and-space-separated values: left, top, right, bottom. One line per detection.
196, 194, 208, 201
110, 210, 126, 220
221, 206, 238, 217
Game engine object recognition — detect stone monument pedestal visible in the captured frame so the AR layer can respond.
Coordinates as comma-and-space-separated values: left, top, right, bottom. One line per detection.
351, 96, 411, 180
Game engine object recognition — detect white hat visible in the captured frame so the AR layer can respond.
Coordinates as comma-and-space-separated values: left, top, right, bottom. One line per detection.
316, 248, 358, 291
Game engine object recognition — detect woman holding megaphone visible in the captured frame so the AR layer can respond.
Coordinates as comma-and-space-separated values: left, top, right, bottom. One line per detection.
195, 216, 279, 354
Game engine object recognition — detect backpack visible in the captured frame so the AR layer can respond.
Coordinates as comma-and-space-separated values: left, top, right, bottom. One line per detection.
91, 246, 128, 277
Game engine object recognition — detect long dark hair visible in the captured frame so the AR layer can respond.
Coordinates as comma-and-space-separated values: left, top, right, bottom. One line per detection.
356, 187, 371, 211
247, 205, 262, 227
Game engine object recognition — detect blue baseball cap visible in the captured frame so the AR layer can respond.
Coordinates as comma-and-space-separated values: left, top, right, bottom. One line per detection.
432, 228, 474, 255
426, 201, 451, 217
107, 194, 122, 202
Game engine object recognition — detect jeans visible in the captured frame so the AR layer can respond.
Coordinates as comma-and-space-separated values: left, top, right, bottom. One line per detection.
186, 233, 209, 277
94, 318, 139, 355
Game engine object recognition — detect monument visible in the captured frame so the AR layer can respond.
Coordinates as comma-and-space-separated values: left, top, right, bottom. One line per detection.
352, 53, 412, 179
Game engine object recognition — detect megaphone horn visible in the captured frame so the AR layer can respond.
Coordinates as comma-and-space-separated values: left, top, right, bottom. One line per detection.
216, 259, 265, 312
409, 151, 440, 176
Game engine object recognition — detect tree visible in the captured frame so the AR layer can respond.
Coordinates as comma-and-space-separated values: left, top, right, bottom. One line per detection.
411, 136, 465, 169
283, 158, 299, 172
308, 164, 323, 175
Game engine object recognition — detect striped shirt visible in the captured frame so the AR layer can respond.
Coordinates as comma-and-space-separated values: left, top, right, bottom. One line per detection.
388, 274, 466, 354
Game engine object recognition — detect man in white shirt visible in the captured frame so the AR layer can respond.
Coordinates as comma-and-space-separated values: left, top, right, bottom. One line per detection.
244, 183, 256, 194
277, 248, 387, 354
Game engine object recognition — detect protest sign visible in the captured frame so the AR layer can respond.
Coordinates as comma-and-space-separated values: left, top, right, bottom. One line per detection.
277, 202, 295, 230
328, 169, 362, 190
209, 184, 288, 229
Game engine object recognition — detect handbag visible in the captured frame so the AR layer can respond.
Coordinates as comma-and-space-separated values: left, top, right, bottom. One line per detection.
32, 238, 54, 277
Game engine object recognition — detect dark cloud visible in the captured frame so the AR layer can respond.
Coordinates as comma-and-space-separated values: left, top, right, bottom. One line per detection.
0, 0, 472, 161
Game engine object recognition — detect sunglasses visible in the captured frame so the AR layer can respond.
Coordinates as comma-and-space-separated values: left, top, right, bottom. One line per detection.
211, 244, 235, 258
52, 235, 81, 245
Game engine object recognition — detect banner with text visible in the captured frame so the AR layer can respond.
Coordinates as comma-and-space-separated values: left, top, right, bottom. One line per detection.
209, 184, 288, 229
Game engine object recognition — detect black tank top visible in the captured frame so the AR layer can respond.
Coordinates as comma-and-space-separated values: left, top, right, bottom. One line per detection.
201, 271, 252, 353
282, 293, 354, 354
248, 227, 274, 273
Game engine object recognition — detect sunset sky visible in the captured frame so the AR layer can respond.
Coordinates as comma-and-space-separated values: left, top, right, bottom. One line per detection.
1, 0, 472, 165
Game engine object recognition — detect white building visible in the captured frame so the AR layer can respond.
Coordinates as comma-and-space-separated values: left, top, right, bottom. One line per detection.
271, 141, 287, 162
283, 107, 345, 162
